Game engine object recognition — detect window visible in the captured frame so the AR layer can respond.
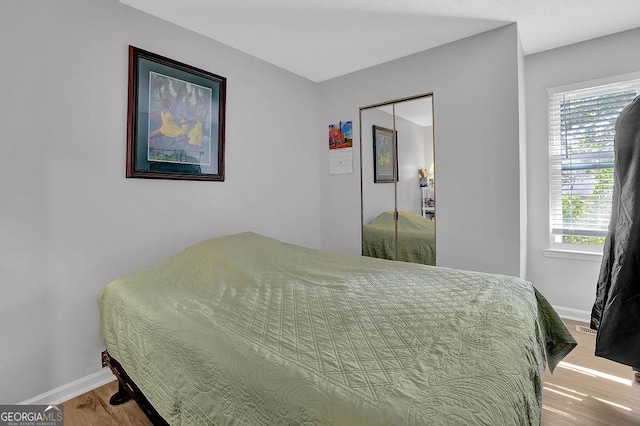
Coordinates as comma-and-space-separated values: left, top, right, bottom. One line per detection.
549, 78, 640, 250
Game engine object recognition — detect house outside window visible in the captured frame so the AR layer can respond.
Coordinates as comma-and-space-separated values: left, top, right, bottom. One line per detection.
548, 77, 640, 253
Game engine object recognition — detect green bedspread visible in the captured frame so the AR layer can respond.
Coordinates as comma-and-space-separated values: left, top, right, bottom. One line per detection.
362, 211, 436, 265
99, 232, 575, 425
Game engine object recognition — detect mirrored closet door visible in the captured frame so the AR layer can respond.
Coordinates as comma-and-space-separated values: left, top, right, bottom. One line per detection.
360, 94, 436, 265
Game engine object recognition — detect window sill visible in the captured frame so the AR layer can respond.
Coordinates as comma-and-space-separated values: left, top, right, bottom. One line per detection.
542, 248, 603, 262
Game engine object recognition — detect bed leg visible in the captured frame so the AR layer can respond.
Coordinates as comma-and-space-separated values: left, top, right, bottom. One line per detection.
109, 381, 132, 406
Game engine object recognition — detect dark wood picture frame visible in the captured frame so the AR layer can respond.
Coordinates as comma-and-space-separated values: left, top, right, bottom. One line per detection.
126, 46, 226, 181
372, 125, 397, 183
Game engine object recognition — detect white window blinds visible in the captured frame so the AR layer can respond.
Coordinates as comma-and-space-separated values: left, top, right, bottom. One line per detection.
549, 79, 640, 245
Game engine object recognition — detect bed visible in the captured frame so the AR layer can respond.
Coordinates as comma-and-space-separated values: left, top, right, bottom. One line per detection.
362, 211, 436, 265
99, 231, 575, 425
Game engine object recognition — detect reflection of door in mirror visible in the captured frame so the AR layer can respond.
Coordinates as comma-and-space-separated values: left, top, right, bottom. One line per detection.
360, 94, 435, 265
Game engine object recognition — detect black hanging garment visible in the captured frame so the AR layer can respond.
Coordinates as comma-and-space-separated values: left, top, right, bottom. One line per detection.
591, 95, 640, 370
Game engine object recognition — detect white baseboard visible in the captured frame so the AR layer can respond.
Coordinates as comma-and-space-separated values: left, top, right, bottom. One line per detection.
553, 305, 591, 324
19, 369, 116, 405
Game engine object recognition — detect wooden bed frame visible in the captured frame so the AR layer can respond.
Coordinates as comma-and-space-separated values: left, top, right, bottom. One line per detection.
101, 351, 169, 425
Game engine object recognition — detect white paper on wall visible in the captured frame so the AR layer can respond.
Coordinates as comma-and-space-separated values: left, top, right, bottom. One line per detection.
329, 147, 353, 174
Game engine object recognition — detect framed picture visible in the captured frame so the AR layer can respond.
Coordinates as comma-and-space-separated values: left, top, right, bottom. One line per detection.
126, 46, 226, 181
372, 125, 397, 183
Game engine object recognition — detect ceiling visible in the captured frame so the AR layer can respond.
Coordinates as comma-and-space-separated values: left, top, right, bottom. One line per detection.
120, 0, 640, 82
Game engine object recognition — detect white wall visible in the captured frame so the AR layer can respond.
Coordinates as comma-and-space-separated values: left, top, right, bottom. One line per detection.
0, 0, 320, 403
517, 31, 528, 279
525, 27, 640, 319
320, 24, 523, 276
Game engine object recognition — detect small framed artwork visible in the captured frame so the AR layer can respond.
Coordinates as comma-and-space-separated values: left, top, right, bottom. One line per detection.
126, 46, 226, 181
372, 125, 397, 183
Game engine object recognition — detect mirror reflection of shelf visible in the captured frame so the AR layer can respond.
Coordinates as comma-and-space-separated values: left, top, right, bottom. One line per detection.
421, 187, 435, 220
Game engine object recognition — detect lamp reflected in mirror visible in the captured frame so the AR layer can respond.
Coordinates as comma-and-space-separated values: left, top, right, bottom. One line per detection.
428, 162, 435, 187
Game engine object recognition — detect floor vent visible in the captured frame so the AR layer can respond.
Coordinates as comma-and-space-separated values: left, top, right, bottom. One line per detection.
575, 325, 597, 336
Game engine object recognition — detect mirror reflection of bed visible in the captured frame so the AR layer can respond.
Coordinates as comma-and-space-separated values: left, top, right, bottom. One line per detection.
362, 211, 435, 265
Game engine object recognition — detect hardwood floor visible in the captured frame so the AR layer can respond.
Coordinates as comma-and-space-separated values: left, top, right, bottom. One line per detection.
62, 380, 151, 426
541, 319, 640, 425
64, 320, 639, 425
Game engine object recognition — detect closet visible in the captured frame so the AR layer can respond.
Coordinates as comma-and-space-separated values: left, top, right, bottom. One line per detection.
360, 94, 436, 265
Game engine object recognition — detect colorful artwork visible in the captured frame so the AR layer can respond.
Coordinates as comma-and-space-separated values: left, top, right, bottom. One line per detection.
328, 121, 353, 150
147, 72, 212, 165
126, 46, 226, 181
